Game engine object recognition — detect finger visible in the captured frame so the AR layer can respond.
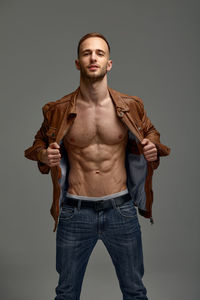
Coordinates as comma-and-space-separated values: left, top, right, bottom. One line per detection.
143, 143, 156, 150
47, 152, 61, 158
145, 150, 157, 156
47, 148, 61, 155
148, 157, 157, 162
141, 138, 149, 146
143, 148, 157, 155
49, 161, 60, 167
49, 142, 60, 149
143, 145, 151, 152
49, 157, 60, 163
145, 154, 157, 161
47, 156, 61, 162
49, 155, 61, 161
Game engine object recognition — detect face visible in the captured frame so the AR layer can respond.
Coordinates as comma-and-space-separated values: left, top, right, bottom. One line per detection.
75, 37, 112, 83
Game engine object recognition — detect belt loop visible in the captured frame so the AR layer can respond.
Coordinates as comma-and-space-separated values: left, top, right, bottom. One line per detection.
77, 200, 82, 211
110, 198, 117, 209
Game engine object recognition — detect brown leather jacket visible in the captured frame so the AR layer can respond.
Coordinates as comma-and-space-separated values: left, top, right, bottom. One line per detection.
24, 86, 171, 232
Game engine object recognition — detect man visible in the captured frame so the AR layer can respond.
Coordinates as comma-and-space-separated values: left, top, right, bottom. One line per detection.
24, 32, 170, 300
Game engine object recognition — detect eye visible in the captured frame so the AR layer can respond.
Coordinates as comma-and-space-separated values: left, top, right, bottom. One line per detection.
97, 51, 104, 56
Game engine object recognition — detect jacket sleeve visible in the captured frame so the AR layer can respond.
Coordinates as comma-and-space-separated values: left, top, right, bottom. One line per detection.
24, 104, 51, 174
139, 98, 171, 170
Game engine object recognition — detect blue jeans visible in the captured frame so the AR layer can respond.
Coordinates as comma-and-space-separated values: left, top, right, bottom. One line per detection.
55, 198, 148, 300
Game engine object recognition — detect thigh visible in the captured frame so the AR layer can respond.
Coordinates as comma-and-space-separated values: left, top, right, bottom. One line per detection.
55, 204, 99, 299
101, 201, 147, 298
101, 199, 143, 273
56, 204, 98, 273
56, 203, 99, 246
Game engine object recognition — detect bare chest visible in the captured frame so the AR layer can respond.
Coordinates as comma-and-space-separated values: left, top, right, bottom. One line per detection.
64, 97, 128, 147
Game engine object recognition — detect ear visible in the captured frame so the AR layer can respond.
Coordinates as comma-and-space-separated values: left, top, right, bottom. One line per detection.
107, 59, 112, 71
75, 59, 80, 70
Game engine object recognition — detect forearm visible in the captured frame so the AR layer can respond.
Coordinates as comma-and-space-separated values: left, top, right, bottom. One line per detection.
141, 107, 170, 157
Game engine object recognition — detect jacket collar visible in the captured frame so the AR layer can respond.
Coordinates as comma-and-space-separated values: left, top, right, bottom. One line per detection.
68, 85, 130, 115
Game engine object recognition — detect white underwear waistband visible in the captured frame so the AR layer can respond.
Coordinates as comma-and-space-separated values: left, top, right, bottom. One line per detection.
66, 188, 129, 201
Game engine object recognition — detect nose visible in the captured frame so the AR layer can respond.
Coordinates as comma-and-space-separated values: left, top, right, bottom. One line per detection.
90, 51, 97, 61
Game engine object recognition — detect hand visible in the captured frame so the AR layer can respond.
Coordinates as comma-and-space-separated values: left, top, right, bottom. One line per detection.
141, 138, 158, 162
39, 142, 61, 167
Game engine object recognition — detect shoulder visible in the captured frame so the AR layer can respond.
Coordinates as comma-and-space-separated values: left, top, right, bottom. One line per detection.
41, 90, 75, 115
111, 87, 144, 109
121, 93, 143, 105
110, 87, 143, 102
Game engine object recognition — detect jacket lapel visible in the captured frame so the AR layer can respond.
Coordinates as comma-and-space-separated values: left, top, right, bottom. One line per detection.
55, 86, 80, 143
108, 86, 144, 144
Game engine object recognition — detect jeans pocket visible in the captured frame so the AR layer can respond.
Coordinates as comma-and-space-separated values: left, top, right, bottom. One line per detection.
59, 204, 76, 220
117, 200, 137, 218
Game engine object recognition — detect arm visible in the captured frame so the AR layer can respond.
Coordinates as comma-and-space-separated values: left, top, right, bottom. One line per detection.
139, 99, 171, 169
24, 104, 60, 174
24, 106, 50, 174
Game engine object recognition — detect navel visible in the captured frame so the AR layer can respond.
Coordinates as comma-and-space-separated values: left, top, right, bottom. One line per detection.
95, 170, 100, 174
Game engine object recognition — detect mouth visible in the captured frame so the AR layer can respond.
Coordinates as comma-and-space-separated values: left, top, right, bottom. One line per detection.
88, 65, 99, 70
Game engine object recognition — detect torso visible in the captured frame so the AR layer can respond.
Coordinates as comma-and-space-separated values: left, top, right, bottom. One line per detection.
63, 94, 128, 197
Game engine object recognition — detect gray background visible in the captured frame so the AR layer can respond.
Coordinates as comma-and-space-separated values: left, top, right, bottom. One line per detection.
0, 0, 199, 299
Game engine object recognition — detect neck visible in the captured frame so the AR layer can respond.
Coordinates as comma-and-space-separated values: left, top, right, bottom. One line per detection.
78, 76, 110, 105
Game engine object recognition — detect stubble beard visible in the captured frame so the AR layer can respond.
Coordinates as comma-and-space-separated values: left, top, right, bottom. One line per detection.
79, 64, 108, 84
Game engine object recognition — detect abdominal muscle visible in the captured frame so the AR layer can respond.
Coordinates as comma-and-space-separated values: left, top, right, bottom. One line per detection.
64, 137, 128, 197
